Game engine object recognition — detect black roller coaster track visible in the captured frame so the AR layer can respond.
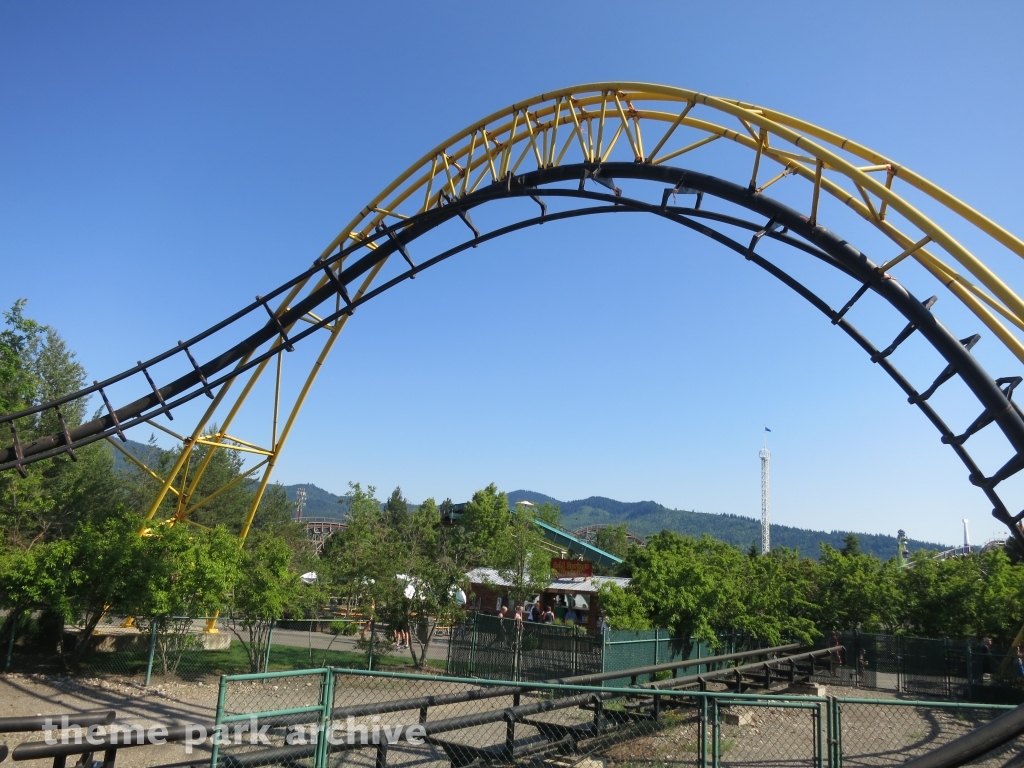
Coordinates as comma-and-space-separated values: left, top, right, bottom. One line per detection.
3, 163, 1024, 546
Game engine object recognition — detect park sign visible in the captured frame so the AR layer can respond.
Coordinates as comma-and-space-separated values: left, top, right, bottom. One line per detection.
551, 558, 592, 578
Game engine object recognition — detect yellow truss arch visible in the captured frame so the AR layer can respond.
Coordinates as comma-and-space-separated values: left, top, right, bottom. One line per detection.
4, 82, 1024, 560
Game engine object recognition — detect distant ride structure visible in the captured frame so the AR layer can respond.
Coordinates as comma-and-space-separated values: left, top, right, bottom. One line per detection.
3, 83, 1024, 550
897, 529, 910, 567
300, 517, 346, 556
760, 430, 771, 554
897, 523, 1006, 567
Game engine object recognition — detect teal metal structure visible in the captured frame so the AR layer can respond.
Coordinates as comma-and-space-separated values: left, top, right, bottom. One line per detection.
533, 518, 623, 568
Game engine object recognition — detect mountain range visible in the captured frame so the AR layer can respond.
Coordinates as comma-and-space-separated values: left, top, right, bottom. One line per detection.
504, 490, 946, 560
281, 483, 948, 561
111, 440, 951, 560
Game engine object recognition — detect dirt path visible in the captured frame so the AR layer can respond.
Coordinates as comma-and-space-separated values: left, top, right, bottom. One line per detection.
0, 672, 219, 768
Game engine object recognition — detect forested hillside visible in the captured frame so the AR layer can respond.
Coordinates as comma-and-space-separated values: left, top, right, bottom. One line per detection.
273, 482, 950, 560
114, 447, 951, 560
506, 490, 947, 560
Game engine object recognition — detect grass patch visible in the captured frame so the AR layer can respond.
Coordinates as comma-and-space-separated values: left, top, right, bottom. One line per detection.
71, 643, 444, 681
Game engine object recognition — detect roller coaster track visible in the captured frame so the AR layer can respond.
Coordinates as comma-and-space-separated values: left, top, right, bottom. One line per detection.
5, 82, 1024, 547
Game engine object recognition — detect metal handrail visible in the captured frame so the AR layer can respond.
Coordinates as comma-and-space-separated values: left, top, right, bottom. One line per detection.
0, 711, 114, 734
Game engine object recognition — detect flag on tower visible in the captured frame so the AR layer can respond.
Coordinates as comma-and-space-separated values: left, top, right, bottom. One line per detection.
764, 426, 771, 433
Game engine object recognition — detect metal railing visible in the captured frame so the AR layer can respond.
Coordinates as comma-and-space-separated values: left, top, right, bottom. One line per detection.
212, 666, 1024, 768
8, 654, 1024, 768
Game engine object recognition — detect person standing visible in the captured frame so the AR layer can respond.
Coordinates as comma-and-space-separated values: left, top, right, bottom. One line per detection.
564, 605, 579, 625
979, 637, 994, 679
828, 632, 843, 677
543, 605, 555, 624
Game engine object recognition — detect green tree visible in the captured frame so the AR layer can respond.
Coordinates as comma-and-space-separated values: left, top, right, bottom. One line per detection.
596, 582, 651, 630
227, 530, 303, 673
738, 547, 818, 645
533, 502, 561, 526
252, 483, 316, 572
0, 535, 80, 651
595, 523, 631, 559
373, 498, 472, 668
0, 512, 239, 667
974, 549, 1024, 643
322, 484, 473, 667
496, 503, 553, 611
0, 300, 118, 551
321, 483, 387, 631
812, 544, 889, 632
612, 532, 745, 648
0, 300, 47, 416
117, 522, 240, 674
384, 487, 409, 528
600, 533, 823, 648
460, 483, 510, 565
841, 534, 862, 557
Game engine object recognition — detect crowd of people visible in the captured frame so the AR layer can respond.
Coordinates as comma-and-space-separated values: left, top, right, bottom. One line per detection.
495, 601, 608, 632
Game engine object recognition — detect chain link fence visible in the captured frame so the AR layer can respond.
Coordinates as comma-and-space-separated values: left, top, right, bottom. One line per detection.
2, 613, 447, 684
449, 619, 793, 688
208, 667, 1022, 768
7, 611, 1024, 710
812, 631, 1024, 704
446, 615, 602, 681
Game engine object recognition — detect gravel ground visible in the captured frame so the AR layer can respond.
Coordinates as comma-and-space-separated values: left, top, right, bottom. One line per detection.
0, 672, 219, 768
3, 674, 1018, 768
602, 685, 1021, 768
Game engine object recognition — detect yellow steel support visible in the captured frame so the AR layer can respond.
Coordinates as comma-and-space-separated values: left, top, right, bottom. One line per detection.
600, 123, 624, 163
855, 183, 880, 222
879, 169, 894, 221
547, 98, 562, 167
193, 438, 273, 457
645, 100, 694, 161
180, 457, 269, 519
522, 109, 543, 168
749, 127, 767, 190
612, 91, 641, 161
236, 262, 386, 547
652, 134, 719, 165
272, 350, 282, 448
810, 160, 823, 226
143, 419, 187, 444
877, 235, 933, 274
595, 91, 608, 162
462, 132, 477, 193
106, 437, 179, 495
755, 168, 794, 194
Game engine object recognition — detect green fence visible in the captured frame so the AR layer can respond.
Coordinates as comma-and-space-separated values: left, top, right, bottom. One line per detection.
447, 622, 1024, 704
445, 614, 602, 681
8, 611, 1024, 708
447, 618, 761, 686
211, 666, 1024, 768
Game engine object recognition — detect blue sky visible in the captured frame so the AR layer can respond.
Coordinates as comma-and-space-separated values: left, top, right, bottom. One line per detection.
4, 1, 1024, 547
